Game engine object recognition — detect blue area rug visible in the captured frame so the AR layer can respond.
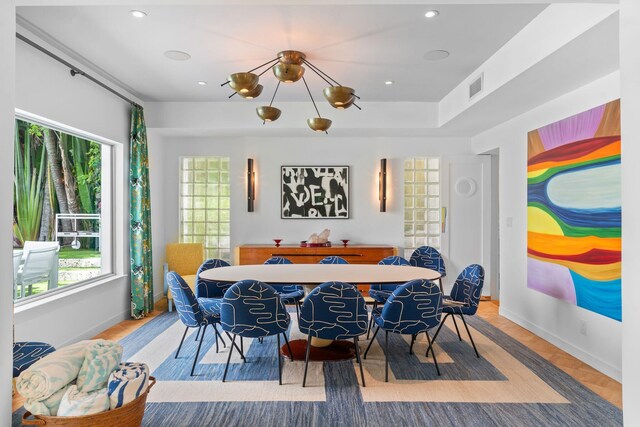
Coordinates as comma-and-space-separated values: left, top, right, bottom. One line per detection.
13, 310, 622, 426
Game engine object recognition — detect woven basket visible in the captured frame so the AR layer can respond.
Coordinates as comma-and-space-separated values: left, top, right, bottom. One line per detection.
22, 376, 156, 426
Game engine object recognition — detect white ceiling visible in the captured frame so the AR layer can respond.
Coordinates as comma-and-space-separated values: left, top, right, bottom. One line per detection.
17, 4, 546, 102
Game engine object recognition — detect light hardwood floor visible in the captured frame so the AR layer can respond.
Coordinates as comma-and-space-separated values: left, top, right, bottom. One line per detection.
12, 299, 622, 413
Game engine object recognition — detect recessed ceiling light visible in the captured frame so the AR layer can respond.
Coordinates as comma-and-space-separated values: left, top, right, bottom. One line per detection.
164, 50, 191, 61
385, 80, 395, 85
424, 50, 450, 61
197, 81, 208, 86
130, 10, 147, 18
424, 10, 439, 18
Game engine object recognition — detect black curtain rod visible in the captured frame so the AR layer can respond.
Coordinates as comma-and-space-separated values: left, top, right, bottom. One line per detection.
16, 32, 142, 109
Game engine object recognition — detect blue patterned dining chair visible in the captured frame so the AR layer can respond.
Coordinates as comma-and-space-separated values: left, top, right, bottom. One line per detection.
319, 256, 348, 264
299, 281, 368, 387
264, 257, 305, 322
194, 259, 232, 344
367, 255, 411, 339
363, 279, 443, 380
167, 271, 244, 376
426, 264, 485, 359
220, 280, 293, 385
410, 246, 446, 292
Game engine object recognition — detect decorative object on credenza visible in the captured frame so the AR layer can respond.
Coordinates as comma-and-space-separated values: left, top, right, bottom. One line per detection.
300, 228, 331, 247
341, 239, 350, 247
281, 166, 349, 219
273, 239, 282, 247
379, 158, 387, 212
247, 158, 256, 212
221, 50, 361, 133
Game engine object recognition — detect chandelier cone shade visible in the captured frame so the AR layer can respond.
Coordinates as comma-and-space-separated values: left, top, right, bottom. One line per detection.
256, 106, 282, 122
307, 117, 332, 132
228, 72, 259, 93
323, 86, 355, 109
239, 84, 263, 99
273, 63, 305, 83
222, 50, 360, 132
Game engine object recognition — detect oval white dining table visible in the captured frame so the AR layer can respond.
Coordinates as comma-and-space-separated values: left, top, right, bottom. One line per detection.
198, 263, 441, 284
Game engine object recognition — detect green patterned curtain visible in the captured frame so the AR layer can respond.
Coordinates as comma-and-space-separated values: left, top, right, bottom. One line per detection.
130, 106, 154, 319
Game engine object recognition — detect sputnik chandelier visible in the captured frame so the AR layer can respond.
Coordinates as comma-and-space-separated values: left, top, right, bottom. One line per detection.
221, 50, 360, 133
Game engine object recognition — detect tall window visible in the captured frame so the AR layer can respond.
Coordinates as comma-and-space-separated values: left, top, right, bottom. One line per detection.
179, 157, 231, 261
404, 157, 441, 259
13, 117, 112, 302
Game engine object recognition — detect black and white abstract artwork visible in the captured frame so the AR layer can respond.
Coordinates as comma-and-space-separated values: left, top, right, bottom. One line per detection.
281, 166, 349, 219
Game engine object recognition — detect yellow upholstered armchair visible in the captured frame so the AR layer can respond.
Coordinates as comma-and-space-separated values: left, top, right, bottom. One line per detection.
163, 243, 204, 312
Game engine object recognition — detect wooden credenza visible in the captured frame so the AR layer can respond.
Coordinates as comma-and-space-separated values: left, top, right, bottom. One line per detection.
236, 244, 398, 293
236, 244, 397, 265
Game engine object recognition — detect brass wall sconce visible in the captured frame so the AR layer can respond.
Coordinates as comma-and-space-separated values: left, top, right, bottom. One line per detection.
379, 158, 387, 212
247, 158, 256, 212
222, 50, 361, 133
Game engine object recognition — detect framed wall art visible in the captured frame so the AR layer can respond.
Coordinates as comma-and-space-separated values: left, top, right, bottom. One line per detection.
281, 166, 349, 219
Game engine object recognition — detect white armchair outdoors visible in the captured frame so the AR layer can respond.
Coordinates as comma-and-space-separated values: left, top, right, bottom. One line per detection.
13, 251, 22, 300
15, 241, 60, 300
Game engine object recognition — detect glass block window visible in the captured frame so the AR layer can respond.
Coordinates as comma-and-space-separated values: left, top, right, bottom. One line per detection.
404, 157, 441, 259
179, 157, 231, 261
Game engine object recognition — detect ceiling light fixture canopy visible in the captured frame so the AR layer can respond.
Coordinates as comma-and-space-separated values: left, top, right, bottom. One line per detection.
221, 50, 361, 133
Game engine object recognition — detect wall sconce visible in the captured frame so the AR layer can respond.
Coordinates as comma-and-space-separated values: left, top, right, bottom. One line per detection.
247, 158, 256, 212
379, 158, 387, 212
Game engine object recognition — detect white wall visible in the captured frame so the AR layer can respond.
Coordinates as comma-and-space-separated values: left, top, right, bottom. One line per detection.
149, 134, 493, 300
472, 71, 621, 381
12, 29, 138, 348
621, 0, 640, 422
1, 0, 16, 421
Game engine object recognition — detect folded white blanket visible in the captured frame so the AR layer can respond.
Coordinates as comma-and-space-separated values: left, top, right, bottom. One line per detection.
108, 362, 149, 409
16, 341, 90, 401
77, 340, 123, 392
23, 385, 70, 416
57, 385, 110, 416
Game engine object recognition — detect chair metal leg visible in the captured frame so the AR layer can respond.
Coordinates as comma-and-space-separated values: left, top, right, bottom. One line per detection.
460, 315, 480, 358
437, 277, 444, 294
175, 326, 189, 359
225, 331, 246, 361
409, 334, 416, 355
354, 336, 366, 387
426, 331, 440, 376
283, 333, 294, 361
191, 324, 206, 376
195, 325, 202, 341
366, 301, 377, 339
451, 314, 462, 341
302, 334, 312, 387
363, 326, 380, 359
384, 331, 389, 383
209, 324, 219, 353
295, 301, 300, 323
213, 324, 226, 348
276, 334, 283, 385
426, 314, 448, 357
222, 334, 236, 382
240, 337, 244, 355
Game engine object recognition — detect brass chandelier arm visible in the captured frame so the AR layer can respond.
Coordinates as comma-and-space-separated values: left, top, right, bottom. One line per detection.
269, 80, 281, 107
302, 58, 361, 99
302, 76, 322, 118
220, 57, 280, 87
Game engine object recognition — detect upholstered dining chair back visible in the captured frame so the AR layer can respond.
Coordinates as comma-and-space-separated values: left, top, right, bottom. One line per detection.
319, 256, 348, 265
299, 281, 368, 340
221, 280, 290, 338
449, 264, 485, 316
410, 246, 446, 277
378, 279, 442, 336
371, 256, 411, 293
196, 258, 231, 298
167, 271, 204, 327
263, 257, 304, 295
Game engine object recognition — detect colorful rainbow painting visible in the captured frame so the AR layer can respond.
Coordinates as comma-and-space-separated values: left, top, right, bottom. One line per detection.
527, 99, 621, 321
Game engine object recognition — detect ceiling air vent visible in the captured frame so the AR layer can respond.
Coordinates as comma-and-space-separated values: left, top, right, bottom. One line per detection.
469, 73, 484, 100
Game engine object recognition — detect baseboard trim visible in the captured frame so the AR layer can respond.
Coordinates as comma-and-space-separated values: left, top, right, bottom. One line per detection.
59, 307, 131, 348
499, 306, 621, 382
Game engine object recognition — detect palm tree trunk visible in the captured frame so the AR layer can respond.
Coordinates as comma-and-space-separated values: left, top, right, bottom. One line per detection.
44, 129, 71, 235
59, 135, 80, 215
38, 165, 52, 241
